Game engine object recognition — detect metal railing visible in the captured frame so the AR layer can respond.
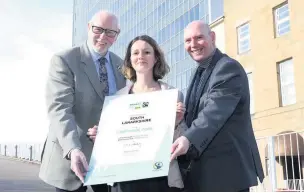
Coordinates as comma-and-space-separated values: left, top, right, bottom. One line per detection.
0, 143, 44, 162
252, 130, 304, 192
250, 136, 271, 192
287, 179, 304, 191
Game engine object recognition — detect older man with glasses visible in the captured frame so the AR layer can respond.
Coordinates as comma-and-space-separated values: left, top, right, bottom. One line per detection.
39, 10, 126, 192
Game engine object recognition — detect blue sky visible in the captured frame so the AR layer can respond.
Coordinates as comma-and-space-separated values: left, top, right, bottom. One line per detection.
0, 0, 73, 143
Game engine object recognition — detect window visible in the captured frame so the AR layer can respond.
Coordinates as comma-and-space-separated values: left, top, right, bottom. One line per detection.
182, 73, 187, 89
278, 59, 296, 106
180, 15, 184, 31
210, 0, 224, 22
197, 0, 223, 24
274, 2, 290, 37
190, 6, 195, 22
237, 23, 250, 54
194, 4, 199, 20
176, 75, 182, 89
171, 48, 177, 64
175, 18, 180, 34
183, 12, 189, 29
247, 72, 254, 114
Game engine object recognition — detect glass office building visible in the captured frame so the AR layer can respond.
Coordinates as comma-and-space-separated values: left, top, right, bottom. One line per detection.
73, 0, 224, 95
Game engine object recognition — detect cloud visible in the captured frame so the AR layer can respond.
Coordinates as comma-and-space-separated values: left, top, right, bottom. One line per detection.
0, 34, 53, 143
0, 2, 72, 143
35, 14, 73, 51
0, 1, 73, 64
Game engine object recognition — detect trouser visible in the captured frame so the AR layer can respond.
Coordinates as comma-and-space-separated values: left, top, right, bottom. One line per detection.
55, 184, 110, 192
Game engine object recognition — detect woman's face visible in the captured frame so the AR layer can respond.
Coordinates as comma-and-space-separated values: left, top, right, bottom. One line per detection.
130, 40, 156, 74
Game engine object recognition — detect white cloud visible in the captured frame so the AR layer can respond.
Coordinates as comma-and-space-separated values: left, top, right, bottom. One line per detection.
35, 14, 73, 51
0, 2, 72, 143
0, 34, 53, 143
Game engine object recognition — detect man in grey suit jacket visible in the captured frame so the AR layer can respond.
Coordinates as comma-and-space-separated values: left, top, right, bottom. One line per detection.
171, 21, 264, 191
39, 11, 125, 192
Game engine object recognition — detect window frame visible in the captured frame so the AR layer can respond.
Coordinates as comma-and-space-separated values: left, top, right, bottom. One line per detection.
237, 22, 251, 54
277, 58, 296, 107
274, 2, 290, 37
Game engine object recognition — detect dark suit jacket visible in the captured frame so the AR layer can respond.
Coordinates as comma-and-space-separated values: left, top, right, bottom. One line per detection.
180, 49, 264, 192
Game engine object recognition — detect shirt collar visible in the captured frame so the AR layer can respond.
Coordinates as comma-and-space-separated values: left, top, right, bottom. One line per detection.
87, 41, 110, 63
197, 49, 216, 69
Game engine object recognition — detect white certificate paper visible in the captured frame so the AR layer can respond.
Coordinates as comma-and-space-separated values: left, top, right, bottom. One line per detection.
84, 89, 178, 185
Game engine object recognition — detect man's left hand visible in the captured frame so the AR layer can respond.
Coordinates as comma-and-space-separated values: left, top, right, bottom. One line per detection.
176, 102, 186, 124
170, 136, 190, 161
87, 125, 98, 142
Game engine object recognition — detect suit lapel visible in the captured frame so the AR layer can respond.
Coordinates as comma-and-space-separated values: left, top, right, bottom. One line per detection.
109, 52, 125, 90
185, 67, 198, 110
194, 49, 224, 109
80, 43, 105, 99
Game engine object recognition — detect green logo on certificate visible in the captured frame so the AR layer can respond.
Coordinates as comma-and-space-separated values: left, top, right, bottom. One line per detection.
129, 102, 149, 110
153, 162, 163, 170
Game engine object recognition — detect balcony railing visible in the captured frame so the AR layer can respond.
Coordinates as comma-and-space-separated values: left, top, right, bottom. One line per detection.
0, 143, 43, 162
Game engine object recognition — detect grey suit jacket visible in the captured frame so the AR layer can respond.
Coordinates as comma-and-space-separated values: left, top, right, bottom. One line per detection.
116, 81, 184, 189
39, 42, 126, 190
180, 49, 265, 191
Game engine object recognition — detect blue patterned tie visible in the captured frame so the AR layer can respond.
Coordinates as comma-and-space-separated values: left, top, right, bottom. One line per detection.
98, 57, 109, 96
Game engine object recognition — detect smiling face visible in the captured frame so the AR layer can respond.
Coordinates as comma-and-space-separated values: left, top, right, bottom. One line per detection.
130, 40, 156, 74
87, 11, 119, 55
122, 35, 169, 82
184, 21, 216, 63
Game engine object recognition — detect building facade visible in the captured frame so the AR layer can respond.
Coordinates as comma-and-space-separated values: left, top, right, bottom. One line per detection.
72, 0, 224, 97
225, 0, 304, 138
224, 0, 304, 191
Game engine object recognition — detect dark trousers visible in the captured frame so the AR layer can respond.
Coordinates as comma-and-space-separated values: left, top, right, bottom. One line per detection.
111, 177, 183, 192
55, 184, 110, 192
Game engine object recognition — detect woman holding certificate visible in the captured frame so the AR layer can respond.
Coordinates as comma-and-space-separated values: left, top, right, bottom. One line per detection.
88, 35, 185, 192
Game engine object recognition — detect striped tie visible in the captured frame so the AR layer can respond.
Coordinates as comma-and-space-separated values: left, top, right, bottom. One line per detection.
98, 57, 109, 96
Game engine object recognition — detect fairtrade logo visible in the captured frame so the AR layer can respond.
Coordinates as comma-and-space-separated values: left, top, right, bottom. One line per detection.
142, 102, 149, 108
153, 162, 163, 170
129, 102, 149, 109
129, 103, 141, 110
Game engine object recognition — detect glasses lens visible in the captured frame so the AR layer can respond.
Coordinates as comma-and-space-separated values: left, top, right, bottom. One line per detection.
92, 26, 104, 34
92, 26, 117, 37
105, 30, 117, 37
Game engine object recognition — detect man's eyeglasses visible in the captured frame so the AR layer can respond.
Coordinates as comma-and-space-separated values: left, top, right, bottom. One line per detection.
91, 25, 118, 38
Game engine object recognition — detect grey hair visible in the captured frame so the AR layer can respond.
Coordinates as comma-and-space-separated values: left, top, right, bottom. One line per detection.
88, 10, 120, 30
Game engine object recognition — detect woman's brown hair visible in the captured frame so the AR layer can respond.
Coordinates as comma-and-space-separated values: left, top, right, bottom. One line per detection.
122, 35, 170, 82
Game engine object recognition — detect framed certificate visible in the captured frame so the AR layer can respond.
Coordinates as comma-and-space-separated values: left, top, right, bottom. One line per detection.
84, 89, 178, 185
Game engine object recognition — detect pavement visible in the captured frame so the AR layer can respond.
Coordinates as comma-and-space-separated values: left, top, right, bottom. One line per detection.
0, 156, 53, 192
